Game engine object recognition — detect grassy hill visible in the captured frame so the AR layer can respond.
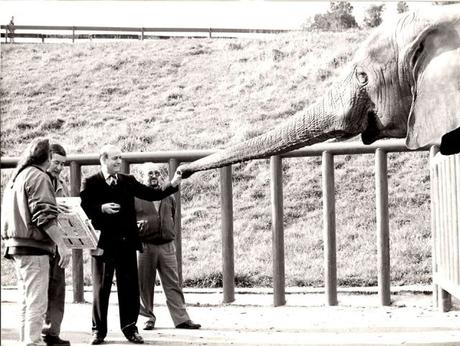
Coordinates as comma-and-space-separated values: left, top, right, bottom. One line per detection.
0, 29, 432, 288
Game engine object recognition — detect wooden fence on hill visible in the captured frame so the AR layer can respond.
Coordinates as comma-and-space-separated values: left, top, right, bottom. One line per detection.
1, 24, 293, 43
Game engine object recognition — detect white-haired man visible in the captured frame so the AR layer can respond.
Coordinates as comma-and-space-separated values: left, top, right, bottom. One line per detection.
136, 163, 200, 331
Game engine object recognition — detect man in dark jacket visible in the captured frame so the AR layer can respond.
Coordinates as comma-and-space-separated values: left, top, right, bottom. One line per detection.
135, 163, 200, 331
80, 145, 182, 345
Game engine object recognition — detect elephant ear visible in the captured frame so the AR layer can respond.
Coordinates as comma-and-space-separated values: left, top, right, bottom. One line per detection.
405, 24, 460, 149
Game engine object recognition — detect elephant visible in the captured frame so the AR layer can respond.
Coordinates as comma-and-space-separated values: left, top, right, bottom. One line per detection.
178, 4, 460, 178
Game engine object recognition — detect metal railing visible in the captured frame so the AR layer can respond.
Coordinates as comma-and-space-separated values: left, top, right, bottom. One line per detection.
1, 25, 292, 43
430, 150, 460, 312
0, 139, 430, 306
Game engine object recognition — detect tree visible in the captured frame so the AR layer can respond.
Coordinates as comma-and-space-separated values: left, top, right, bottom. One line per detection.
397, 1, 409, 13
363, 4, 385, 28
310, 1, 358, 31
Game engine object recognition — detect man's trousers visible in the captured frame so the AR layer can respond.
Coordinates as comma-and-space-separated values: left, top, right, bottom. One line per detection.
91, 249, 140, 338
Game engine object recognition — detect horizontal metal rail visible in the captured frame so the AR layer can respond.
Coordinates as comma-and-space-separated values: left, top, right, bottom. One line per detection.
0, 139, 428, 169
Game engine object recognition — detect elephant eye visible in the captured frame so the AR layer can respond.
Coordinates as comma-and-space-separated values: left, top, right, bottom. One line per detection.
356, 70, 368, 85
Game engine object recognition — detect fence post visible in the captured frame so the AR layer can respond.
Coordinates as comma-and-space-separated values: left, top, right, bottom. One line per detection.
4, 27, 7, 43
41, 34, 45, 43
169, 159, 183, 286
141, 27, 145, 41
375, 148, 391, 306
271, 156, 286, 306
322, 151, 338, 306
220, 166, 235, 303
121, 159, 130, 174
430, 145, 440, 309
70, 161, 84, 303
208, 27, 212, 38
72, 27, 75, 43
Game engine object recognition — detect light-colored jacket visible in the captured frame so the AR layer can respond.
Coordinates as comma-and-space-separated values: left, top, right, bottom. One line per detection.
1, 165, 58, 254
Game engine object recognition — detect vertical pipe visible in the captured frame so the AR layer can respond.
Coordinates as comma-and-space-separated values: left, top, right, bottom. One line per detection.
430, 145, 440, 309
375, 149, 391, 306
322, 151, 337, 306
271, 156, 286, 307
70, 161, 84, 303
169, 159, 183, 286
220, 166, 235, 303
121, 159, 130, 174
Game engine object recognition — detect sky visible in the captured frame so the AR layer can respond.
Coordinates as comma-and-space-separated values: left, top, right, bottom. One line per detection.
0, 1, 436, 30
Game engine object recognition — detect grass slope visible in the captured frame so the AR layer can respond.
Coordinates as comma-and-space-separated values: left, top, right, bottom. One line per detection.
0, 30, 431, 287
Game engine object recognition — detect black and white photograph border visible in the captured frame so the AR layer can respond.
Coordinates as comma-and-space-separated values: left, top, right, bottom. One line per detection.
1, 1, 460, 345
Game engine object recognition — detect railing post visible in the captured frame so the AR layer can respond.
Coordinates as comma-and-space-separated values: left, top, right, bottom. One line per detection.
271, 156, 286, 306
141, 27, 145, 41
5, 27, 7, 43
121, 159, 130, 174
70, 161, 84, 303
169, 159, 183, 286
220, 165, 235, 303
208, 27, 212, 38
430, 145, 440, 309
375, 148, 391, 306
322, 151, 337, 306
72, 27, 75, 43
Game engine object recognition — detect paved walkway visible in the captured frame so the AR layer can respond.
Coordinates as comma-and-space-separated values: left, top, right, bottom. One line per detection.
1, 286, 460, 345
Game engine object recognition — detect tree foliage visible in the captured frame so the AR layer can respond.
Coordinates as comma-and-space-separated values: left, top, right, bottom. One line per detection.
310, 1, 358, 31
397, 1, 409, 13
363, 4, 385, 28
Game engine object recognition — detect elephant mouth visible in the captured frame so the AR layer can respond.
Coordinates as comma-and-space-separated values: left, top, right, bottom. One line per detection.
361, 111, 381, 144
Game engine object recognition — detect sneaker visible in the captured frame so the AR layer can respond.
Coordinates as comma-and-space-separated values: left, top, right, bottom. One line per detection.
143, 320, 155, 330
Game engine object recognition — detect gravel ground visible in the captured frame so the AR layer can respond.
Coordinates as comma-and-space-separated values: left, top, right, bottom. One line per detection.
1, 286, 460, 345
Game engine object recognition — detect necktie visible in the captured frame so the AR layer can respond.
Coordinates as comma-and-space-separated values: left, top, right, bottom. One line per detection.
109, 175, 117, 186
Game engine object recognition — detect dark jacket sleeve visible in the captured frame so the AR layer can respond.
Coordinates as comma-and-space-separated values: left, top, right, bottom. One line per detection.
127, 175, 178, 201
80, 176, 102, 223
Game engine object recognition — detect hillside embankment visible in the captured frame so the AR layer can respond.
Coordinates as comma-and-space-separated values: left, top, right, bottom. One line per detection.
0, 30, 432, 288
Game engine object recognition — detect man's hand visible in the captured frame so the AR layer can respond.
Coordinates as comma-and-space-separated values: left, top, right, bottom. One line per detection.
170, 170, 182, 187
56, 244, 71, 268
101, 203, 120, 214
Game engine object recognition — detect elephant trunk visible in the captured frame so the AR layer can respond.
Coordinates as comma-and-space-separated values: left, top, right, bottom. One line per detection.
179, 78, 368, 177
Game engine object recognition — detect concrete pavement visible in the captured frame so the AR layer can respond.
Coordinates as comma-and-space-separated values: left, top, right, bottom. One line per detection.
1, 286, 460, 345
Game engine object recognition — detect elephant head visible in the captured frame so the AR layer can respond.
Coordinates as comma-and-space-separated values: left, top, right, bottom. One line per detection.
179, 5, 460, 178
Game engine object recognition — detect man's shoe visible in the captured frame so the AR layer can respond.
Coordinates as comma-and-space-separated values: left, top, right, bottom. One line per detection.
126, 332, 144, 344
89, 336, 104, 345
143, 320, 155, 330
42, 335, 71, 346
176, 320, 201, 329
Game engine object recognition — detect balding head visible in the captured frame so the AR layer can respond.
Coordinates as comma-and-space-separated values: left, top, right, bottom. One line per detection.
141, 162, 167, 187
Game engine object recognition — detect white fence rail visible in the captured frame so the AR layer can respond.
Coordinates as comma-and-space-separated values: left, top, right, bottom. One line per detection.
431, 151, 460, 312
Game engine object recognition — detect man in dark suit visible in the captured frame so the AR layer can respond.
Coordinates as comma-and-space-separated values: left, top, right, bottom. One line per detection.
80, 145, 182, 345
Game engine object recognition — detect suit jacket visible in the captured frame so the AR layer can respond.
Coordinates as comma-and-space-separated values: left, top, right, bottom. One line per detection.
80, 172, 178, 257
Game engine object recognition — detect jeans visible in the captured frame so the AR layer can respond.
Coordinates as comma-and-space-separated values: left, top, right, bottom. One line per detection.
138, 242, 190, 326
42, 252, 66, 337
13, 255, 50, 345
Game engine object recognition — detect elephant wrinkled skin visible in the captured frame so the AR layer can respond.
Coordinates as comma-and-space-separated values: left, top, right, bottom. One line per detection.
179, 5, 460, 178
